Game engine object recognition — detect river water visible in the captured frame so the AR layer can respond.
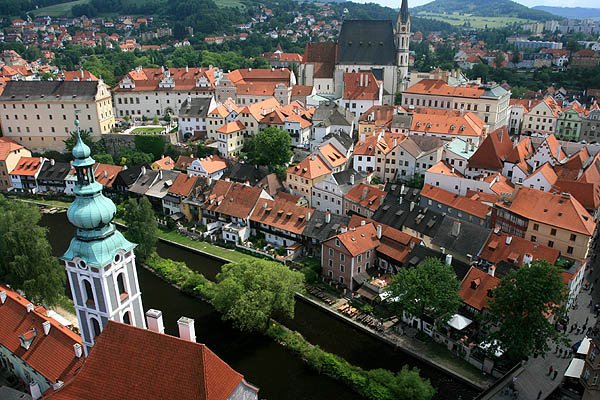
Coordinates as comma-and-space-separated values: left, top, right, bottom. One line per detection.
40, 212, 481, 400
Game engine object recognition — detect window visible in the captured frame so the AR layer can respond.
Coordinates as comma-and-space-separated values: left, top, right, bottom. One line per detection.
91, 318, 101, 338
340, 265, 345, 272
567, 246, 574, 255
335, 239, 340, 247
122, 311, 132, 325
339, 276, 344, 284
531, 235, 536, 242
533, 223, 539, 231
550, 228, 557, 236
117, 273, 128, 301
570, 234, 576, 242
548, 240, 554, 248
328, 248, 334, 256
83, 280, 95, 307
340, 253, 345, 261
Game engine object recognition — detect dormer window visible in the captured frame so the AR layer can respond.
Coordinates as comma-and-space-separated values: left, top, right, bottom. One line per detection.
19, 328, 37, 350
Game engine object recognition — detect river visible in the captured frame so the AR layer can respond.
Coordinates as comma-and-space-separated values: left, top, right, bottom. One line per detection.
40, 212, 481, 400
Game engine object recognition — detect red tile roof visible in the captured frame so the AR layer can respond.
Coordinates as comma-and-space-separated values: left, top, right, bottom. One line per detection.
174, 155, 195, 171
217, 120, 245, 134
0, 137, 24, 161
468, 127, 513, 170
10, 157, 43, 176
197, 155, 228, 174
93, 163, 123, 188
152, 156, 175, 171
458, 267, 500, 311
405, 79, 485, 99
496, 187, 595, 236
115, 67, 217, 92
353, 135, 378, 156
45, 321, 249, 400
329, 223, 380, 257
0, 285, 84, 384
168, 173, 199, 197
411, 109, 484, 138
343, 72, 380, 101
287, 154, 331, 180
250, 198, 313, 235
344, 183, 386, 213
479, 231, 559, 267
205, 181, 263, 219
421, 184, 491, 219
553, 181, 600, 212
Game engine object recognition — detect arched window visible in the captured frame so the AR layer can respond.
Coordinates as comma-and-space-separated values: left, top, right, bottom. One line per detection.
91, 318, 101, 338
83, 280, 95, 308
122, 311, 131, 325
117, 273, 128, 301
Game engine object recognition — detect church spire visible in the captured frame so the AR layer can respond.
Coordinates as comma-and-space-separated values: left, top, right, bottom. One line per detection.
400, 0, 409, 24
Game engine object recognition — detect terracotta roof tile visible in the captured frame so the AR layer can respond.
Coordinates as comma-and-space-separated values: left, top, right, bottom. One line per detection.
421, 184, 491, 219
329, 223, 380, 257
151, 156, 175, 171
287, 155, 331, 180
93, 163, 123, 188
344, 183, 386, 213
405, 79, 485, 98
250, 198, 313, 235
168, 173, 199, 197
10, 157, 43, 176
343, 72, 380, 101
411, 109, 484, 138
479, 231, 559, 267
0, 137, 24, 160
458, 266, 500, 311
468, 127, 513, 170
45, 321, 247, 400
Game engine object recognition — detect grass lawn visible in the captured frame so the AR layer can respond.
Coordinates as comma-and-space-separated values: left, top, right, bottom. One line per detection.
420, 339, 490, 386
158, 229, 259, 264
131, 127, 165, 135
16, 198, 72, 209
414, 11, 531, 28
30, 0, 89, 17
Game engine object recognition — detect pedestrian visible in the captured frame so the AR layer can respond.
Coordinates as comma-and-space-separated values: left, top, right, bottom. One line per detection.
547, 365, 554, 376
537, 390, 543, 399
559, 348, 563, 356
590, 299, 593, 307
555, 345, 559, 353
552, 370, 558, 380
586, 316, 590, 325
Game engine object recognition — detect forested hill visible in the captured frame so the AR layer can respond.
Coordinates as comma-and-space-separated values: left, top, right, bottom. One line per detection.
412, 0, 558, 21
532, 6, 600, 19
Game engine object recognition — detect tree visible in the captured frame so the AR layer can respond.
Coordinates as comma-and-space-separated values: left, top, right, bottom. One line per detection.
196, 142, 215, 158
494, 51, 505, 69
119, 148, 153, 167
123, 197, 158, 262
134, 135, 165, 160
388, 258, 461, 332
485, 260, 567, 361
93, 153, 114, 165
245, 127, 292, 171
212, 259, 305, 332
0, 196, 66, 305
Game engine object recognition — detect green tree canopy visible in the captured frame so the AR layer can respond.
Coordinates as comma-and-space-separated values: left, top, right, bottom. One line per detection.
134, 135, 165, 160
245, 127, 292, 171
485, 260, 567, 361
123, 197, 159, 262
0, 196, 66, 305
119, 148, 153, 167
388, 257, 462, 331
212, 259, 305, 332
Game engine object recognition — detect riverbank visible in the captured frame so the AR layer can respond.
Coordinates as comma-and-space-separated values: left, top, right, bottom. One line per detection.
25, 197, 488, 393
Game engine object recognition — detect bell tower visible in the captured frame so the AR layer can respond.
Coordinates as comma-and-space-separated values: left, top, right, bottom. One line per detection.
62, 114, 145, 355
395, 0, 410, 91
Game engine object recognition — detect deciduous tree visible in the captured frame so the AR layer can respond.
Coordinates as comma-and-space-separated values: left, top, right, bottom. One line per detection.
485, 260, 567, 361
212, 259, 304, 332
0, 197, 66, 305
123, 197, 158, 262
388, 257, 461, 332
245, 127, 292, 171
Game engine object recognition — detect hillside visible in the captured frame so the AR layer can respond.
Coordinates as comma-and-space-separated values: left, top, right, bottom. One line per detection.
412, 0, 558, 21
532, 6, 600, 20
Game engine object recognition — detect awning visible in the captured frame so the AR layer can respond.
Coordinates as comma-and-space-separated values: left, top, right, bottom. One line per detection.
47, 310, 73, 327
169, 212, 185, 221
447, 314, 473, 331
356, 286, 379, 302
577, 337, 592, 355
564, 358, 585, 378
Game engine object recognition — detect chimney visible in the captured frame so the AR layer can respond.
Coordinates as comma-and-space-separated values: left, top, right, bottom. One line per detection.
376, 224, 382, 239
505, 235, 513, 245
146, 309, 165, 334
359, 74, 364, 87
451, 221, 461, 237
26, 303, 34, 313
0, 291, 6, 304
365, 74, 369, 87
440, 247, 446, 254
445, 254, 453, 265
325, 211, 331, 223
361, 220, 366, 226
488, 265, 496, 277
42, 320, 51, 336
186, 65, 189, 73
306, 211, 312, 221
73, 343, 83, 358
523, 253, 533, 266
350, 174, 355, 185
141, 166, 146, 175
362, 186, 368, 199
410, 201, 415, 211
400, 184, 405, 195
340, 226, 348, 233
30, 381, 42, 400
177, 316, 196, 342
50, 159, 55, 166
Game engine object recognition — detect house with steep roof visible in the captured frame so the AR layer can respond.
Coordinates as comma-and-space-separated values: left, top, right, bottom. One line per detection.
259, 103, 313, 147
206, 99, 242, 141
178, 96, 217, 141
311, 101, 354, 147
555, 102, 587, 142
0, 137, 31, 191
502, 137, 534, 184
425, 161, 514, 197
9, 157, 45, 193
527, 133, 568, 169
312, 169, 367, 215
203, 180, 272, 243
409, 109, 486, 146
337, 72, 382, 125
321, 223, 380, 291
216, 121, 245, 157
522, 96, 562, 136
431, 217, 491, 264
285, 154, 332, 207
37, 160, 71, 193
466, 127, 513, 179
44, 319, 258, 400
458, 266, 500, 314
420, 184, 491, 227
343, 183, 386, 218
187, 155, 228, 180
353, 135, 378, 174
151, 156, 175, 171
163, 173, 202, 217
298, 42, 337, 94
491, 187, 596, 262
0, 285, 85, 399
522, 162, 558, 191
215, 68, 295, 105
397, 135, 444, 178
357, 105, 403, 138
250, 196, 314, 258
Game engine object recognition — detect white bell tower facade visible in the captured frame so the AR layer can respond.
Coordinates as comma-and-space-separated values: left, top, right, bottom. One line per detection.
396, 0, 411, 92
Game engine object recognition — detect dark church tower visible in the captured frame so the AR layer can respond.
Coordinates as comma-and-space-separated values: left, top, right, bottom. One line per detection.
395, 0, 410, 91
